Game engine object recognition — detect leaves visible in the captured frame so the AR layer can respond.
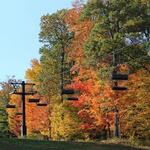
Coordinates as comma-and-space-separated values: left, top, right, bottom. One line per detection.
4, 1, 149, 142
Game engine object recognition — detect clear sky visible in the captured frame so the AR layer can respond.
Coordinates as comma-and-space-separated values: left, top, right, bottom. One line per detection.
0, 0, 73, 81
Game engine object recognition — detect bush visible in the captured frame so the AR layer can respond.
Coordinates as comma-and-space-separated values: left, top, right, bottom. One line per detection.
27, 131, 45, 140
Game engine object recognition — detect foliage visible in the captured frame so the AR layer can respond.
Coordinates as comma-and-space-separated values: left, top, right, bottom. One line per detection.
22, 0, 150, 143
7, 94, 22, 137
39, 9, 74, 98
51, 102, 81, 140
25, 9, 78, 140
120, 70, 150, 141
0, 78, 15, 137
26, 59, 41, 83
81, 0, 150, 72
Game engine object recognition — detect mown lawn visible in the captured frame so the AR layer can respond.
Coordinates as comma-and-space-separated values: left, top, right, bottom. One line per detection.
0, 138, 148, 150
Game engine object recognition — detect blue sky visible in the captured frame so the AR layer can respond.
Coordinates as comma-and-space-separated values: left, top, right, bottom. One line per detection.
0, 0, 73, 81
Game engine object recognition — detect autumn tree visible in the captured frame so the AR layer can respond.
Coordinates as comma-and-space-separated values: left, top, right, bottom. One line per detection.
7, 94, 22, 137
0, 78, 17, 137
120, 70, 150, 141
25, 0, 150, 142
65, 9, 114, 139
26, 59, 41, 83
25, 9, 80, 140
0, 81, 10, 136
80, 0, 150, 141
26, 60, 50, 139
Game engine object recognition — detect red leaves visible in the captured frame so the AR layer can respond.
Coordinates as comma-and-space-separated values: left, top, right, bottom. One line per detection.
80, 123, 93, 130
26, 98, 49, 134
78, 109, 89, 118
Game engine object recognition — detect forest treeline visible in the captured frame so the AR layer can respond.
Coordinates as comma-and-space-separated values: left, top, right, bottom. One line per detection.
0, 0, 150, 144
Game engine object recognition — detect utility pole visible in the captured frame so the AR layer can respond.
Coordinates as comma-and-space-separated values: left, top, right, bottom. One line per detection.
59, 43, 78, 102
114, 105, 120, 138
111, 51, 128, 138
22, 81, 26, 137
60, 46, 78, 101
60, 46, 65, 103
10, 81, 36, 138
113, 52, 120, 138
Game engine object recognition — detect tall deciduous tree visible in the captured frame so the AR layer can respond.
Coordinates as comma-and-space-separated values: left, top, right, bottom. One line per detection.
82, 0, 150, 72
26, 9, 79, 140
39, 9, 74, 101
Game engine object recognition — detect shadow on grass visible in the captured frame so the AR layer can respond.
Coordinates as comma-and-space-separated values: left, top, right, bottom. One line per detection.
0, 138, 148, 150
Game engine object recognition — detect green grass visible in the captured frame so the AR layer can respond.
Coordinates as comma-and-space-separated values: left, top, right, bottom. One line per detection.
0, 138, 149, 150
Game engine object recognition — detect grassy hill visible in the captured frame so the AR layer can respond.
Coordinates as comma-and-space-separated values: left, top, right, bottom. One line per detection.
0, 138, 149, 150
